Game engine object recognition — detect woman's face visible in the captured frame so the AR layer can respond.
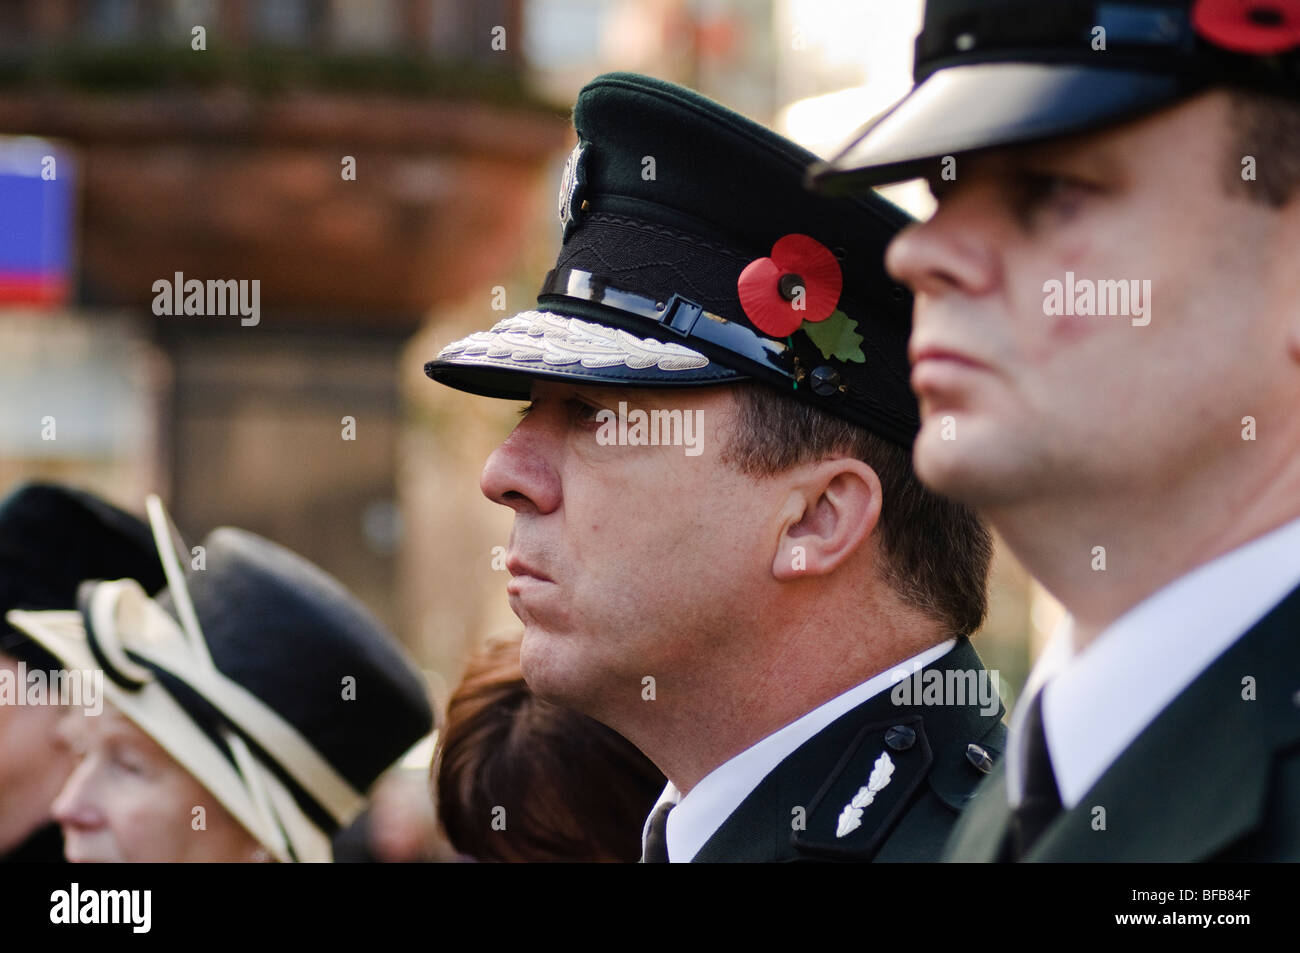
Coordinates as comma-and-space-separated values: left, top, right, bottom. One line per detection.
51, 704, 266, 862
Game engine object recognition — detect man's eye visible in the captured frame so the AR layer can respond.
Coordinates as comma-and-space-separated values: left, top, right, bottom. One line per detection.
1013, 172, 1093, 221
1024, 172, 1070, 198
566, 399, 604, 425
515, 398, 604, 427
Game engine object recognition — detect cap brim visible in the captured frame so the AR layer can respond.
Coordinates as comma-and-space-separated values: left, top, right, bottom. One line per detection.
4, 604, 306, 861
0, 621, 60, 669
425, 309, 748, 398
808, 62, 1191, 193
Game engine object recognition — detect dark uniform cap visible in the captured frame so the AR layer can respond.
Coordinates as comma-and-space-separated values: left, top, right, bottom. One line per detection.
0, 482, 166, 666
810, 0, 1300, 192
425, 72, 922, 447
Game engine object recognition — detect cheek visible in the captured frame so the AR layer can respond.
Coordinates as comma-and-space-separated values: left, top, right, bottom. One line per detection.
1015, 232, 1139, 365
567, 457, 690, 544
115, 776, 190, 859
201, 798, 257, 856
0, 707, 69, 781
567, 459, 758, 583
1043, 313, 1101, 349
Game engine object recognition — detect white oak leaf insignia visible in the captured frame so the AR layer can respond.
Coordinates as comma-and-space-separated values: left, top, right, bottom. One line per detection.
834, 751, 896, 838
437, 311, 711, 373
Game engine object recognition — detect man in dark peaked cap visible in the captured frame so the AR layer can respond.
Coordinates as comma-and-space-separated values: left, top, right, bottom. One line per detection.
9, 495, 434, 863
811, 0, 1300, 860
425, 72, 1005, 862
0, 482, 166, 863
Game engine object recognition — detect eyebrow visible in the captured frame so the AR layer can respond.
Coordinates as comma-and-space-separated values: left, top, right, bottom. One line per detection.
1005, 134, 1127, 181
57, 714, 143, 749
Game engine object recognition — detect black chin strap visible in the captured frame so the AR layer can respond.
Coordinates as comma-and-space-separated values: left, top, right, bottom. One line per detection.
538, 267, 850, 399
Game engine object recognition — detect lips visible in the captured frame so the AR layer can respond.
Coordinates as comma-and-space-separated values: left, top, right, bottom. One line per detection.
908, 340, 995, 409
909, 343, 989, 371
504, 554, 555, 610
504, 554, 552, 583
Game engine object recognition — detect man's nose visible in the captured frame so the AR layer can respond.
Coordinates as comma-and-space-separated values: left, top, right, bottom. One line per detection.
885, 200, 1000, 300
479, 418, 562, 515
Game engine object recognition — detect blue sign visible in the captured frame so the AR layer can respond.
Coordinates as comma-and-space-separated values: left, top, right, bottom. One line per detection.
0, 137, 76, 306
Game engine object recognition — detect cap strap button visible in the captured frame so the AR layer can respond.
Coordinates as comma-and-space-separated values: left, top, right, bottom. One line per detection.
810, 364, 841, 397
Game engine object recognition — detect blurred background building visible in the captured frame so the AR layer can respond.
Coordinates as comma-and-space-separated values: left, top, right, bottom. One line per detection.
0, 1, 1056, 780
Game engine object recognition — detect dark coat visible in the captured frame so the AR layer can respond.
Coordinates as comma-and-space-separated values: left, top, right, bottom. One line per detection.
692, 637, 1007, 862
944, 581, 1300, 862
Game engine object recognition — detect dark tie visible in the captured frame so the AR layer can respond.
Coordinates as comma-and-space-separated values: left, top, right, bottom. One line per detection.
1010, 689, 1063, 859
643, 801, 675, 863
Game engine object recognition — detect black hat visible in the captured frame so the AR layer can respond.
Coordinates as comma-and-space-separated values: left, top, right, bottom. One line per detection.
7, 496, 433, 863
0, 482, 166, 667
425, 72, 921, 447
810, 0, 1300, 192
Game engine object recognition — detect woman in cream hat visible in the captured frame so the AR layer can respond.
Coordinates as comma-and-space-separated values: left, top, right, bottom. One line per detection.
8, 496, 433, 863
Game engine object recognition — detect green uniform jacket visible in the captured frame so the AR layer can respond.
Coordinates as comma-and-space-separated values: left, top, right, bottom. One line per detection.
691, 637, 1007, 862
944, 581, 1300, 862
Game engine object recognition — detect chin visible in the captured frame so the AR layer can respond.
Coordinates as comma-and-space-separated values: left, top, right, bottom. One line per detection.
63, 838, 122, 863
913, 422, 979, 495
518, 625, 604, 716
912, 418, 1025, 507
518, 626, 574, 699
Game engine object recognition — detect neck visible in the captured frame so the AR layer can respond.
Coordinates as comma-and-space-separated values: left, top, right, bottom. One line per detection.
986, 452, 1300, 650
607, 598, 944, 795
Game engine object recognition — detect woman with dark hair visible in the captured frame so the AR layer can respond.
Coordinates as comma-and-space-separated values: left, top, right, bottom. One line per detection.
435, 637, 664, 863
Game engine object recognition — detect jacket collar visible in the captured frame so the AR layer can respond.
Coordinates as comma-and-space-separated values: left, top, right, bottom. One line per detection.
953, 580, 1300, 862
1028, 580, 1300, 860
693, 637, 1006, 862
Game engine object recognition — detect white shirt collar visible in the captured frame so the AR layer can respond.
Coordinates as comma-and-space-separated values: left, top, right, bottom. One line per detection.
1008, 515, 1300, 810
641, 638, 957, 862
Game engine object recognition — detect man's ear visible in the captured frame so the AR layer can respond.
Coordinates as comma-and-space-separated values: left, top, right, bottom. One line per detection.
771, 459, 882, 581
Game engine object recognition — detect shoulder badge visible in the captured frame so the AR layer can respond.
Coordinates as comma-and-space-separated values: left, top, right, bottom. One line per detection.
794, 715, 932, 860
835, 750, 895, 837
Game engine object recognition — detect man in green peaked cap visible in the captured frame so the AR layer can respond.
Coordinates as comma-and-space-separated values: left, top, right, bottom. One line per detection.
426, 73, 1005, 862
812, 0, 1300, 861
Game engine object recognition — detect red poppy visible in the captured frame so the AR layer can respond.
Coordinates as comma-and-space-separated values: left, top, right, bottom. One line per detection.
737, 234, 843, 338
1192, 0, 1300, 55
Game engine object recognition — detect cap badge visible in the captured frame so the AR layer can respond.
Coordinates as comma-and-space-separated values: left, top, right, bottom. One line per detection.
1192, 0, 1300, 55
557, 140, 588, 238
737, 233, 865, 363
